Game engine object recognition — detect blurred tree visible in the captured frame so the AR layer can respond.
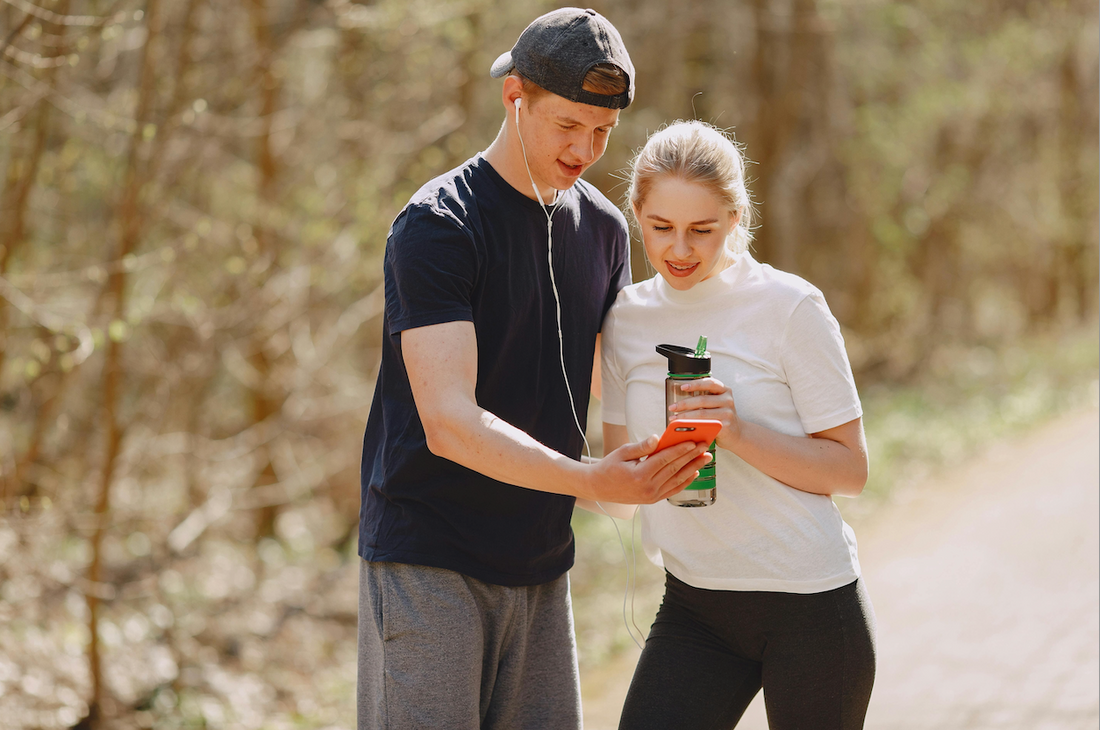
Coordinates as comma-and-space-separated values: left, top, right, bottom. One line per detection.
0, 0, 1095, 727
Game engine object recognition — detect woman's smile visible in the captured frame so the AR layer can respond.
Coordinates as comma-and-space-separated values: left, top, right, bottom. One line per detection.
665, 260, 700, 277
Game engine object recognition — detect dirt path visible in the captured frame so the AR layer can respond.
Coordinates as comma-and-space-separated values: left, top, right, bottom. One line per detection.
582, 406, 1100, 729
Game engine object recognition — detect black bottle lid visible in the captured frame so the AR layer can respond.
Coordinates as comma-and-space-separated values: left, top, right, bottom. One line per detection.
657, 338, 710, 376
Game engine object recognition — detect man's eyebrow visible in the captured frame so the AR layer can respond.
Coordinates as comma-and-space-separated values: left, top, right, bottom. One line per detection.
646, 214, 720, 225
557, 115, 620, 128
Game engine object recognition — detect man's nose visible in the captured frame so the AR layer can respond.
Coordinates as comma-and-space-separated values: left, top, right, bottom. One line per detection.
570, 133, 596, 164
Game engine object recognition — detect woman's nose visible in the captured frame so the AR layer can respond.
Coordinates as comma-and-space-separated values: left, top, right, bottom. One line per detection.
672, 232, 692, 257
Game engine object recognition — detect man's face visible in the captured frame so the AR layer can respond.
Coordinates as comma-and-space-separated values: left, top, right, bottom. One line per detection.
515, 93, 620, 192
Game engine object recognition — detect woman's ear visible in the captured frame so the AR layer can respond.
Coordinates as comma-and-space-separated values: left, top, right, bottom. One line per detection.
730, 209, 743, 228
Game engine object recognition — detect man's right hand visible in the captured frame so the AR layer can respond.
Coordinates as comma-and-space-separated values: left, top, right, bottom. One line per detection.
581, 437, 710, 504
403, 320, 708, 503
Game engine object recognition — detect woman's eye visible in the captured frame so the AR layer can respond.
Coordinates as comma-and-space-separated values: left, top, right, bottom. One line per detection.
652, 225, 671, 232
693, 229, 712, 235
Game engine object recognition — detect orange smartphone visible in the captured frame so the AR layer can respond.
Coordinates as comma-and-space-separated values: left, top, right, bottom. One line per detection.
654, 419, 722, 451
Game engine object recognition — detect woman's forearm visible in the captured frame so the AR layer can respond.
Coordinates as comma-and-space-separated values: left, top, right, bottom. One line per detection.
721, 418, 868, 497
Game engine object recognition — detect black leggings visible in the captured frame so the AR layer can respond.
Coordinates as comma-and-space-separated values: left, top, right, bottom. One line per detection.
618, 573, 877, 730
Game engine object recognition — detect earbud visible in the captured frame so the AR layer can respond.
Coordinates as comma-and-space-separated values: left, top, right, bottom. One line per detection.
514, 94, 543, 207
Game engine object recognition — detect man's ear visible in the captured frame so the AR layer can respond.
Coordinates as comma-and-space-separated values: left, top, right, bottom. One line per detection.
502, 75, 523, 112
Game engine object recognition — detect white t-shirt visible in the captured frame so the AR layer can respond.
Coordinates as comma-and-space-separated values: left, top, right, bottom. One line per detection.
601, 252, 863, 594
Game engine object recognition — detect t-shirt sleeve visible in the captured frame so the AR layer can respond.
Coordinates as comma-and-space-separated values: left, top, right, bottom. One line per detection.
601, 228, 632, 322
599, 301, 628, 425
384, 203, 478, 336
782, 290, 863, 434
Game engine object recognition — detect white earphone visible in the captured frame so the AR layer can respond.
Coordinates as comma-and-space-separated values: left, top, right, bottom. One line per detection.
511, 93, 589, 460
514, 96, 543, 206
514, 89, 642, 650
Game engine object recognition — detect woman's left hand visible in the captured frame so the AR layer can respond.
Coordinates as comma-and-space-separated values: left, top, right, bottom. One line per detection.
669, 379, 870, 498
667, 377, 742, 451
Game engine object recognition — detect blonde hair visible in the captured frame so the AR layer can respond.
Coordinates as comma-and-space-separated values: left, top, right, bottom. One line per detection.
627, 120, 755, 254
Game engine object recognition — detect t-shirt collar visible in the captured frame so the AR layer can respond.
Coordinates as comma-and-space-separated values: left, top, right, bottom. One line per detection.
653, 251, 750, 305
475, 154, 574, 213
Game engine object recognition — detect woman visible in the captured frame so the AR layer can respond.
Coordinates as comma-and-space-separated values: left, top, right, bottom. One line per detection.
600, 121, 876, 729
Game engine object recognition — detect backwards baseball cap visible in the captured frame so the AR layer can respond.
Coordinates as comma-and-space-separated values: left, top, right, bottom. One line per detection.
489, 7, 634, 110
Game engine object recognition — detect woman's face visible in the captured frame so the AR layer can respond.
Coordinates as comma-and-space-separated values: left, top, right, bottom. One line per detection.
634, 176, 741, 291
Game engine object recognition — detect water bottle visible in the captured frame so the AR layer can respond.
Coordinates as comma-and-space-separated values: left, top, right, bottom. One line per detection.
656, 336, 717, 507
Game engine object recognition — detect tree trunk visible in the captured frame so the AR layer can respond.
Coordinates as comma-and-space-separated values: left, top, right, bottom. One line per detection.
85, 0, 161, 724
0, 4, 65, 505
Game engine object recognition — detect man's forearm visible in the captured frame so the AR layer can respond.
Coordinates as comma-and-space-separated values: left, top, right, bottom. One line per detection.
422, 403, 589, 497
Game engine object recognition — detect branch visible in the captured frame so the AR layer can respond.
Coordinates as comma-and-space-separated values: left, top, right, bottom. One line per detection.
0, 274, 94, 363
0, 86, 46, 131
0, 10, 33, 61
0, 61, 138, 132
1, 0, 119, 27
2, 43, 72, 67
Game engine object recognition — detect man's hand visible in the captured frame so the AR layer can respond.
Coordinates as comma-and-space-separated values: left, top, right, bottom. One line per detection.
579, 436, 709, 504
403, 321, 709, 501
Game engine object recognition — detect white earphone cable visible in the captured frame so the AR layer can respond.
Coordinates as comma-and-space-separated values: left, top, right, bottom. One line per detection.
515, 97, 641, 650
514, 98, 590, 461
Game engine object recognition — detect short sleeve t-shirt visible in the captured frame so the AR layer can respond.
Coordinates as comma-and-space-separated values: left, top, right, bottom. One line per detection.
601, 253, 863, 594
359, 155, 631, 587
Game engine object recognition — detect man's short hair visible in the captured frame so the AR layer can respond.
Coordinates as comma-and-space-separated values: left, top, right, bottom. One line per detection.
513, 63, 629, 108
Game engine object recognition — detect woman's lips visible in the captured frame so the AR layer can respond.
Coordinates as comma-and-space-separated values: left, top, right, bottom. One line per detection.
665, 261, 699, 278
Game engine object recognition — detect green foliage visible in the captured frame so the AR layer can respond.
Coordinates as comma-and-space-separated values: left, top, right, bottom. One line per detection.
0, 0, 1096, 726
857, 323, 1100, 507
835, 0, 1099, 365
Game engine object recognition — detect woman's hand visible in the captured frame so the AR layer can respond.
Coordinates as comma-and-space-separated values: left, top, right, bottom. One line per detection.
666, 377, 743, 452
668, 379, 868, 497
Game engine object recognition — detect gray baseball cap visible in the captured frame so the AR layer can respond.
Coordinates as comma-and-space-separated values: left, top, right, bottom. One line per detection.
489, 7, 634, 110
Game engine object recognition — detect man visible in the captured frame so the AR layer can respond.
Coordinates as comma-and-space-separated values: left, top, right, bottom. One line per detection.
357, 8, 708, 729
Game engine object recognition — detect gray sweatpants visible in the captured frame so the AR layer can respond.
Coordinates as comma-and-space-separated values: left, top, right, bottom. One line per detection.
357, 560, 582, 730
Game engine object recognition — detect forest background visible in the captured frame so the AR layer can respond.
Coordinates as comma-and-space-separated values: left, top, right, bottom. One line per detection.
0, 0, 1097, 728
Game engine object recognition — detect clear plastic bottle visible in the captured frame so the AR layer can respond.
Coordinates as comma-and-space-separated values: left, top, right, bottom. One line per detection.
656, 337, 717, 507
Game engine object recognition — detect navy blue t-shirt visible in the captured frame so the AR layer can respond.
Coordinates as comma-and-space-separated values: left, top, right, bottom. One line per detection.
358, 155, 632, 586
